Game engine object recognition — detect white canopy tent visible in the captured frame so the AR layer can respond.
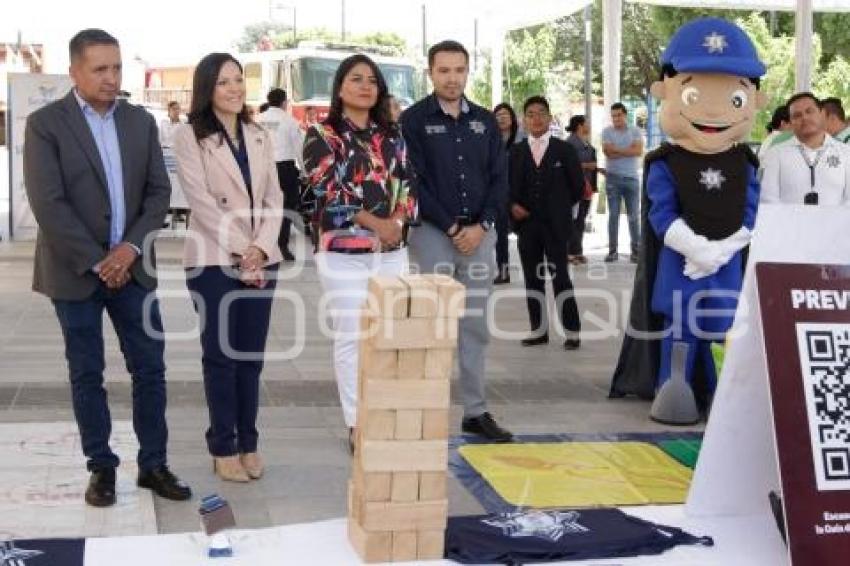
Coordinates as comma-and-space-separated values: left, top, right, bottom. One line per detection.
478, 0, 850, 111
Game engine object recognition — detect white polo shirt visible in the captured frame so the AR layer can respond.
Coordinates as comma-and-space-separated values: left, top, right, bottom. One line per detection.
760, 133, 850, 206
257, 106, 305, 169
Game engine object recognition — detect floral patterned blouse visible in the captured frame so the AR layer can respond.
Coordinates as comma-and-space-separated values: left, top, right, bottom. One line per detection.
303, 117, 416, 233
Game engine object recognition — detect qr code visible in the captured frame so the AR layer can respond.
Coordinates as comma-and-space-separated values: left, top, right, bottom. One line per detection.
796, 323, 850, 491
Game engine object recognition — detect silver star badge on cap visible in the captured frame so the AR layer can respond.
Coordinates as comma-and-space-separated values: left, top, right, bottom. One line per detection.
703, 32, 728, 54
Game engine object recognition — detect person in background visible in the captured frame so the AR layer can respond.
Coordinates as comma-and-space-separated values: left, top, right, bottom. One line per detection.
257, 88, 305, 261
822, 97, 850, 143
387, 94, 403, 124
159, 100, 184, 147
601, 102, 643, 263
304, 105, 319, 127
565, 115, 599, 265
757, 104, 792, 162
402, 40, 512, 442
303, 54, 416, 454
173, 52, 283, 482
492, 102, 519, 284
761, 92, 850, 206
510, 96, 584, 350
23, 28, 191, 507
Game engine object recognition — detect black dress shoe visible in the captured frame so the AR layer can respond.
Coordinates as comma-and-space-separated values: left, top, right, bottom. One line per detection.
348, 427, 356, 456
282, 249, 296, 261
521, 334, 549, 347
137, 466, 192, 501
564, 339, 581, 350
85, 468, 116, 507
462, 412, 513, 443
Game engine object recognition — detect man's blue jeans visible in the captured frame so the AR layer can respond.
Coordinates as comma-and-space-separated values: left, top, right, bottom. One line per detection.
606, 173, 641, 254
52, 281, 168, 473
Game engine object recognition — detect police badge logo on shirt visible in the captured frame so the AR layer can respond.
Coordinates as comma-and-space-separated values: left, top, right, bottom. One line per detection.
425, 124, 447, 135
483, 511, 589, 542
699, 167, 726, 191
469, 120, 486, 135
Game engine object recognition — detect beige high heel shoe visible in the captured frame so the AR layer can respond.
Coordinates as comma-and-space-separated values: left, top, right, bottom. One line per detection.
213, 455, 251, 482
239, 452, 264, 480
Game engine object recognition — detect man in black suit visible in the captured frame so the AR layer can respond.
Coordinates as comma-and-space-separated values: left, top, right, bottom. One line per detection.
509, 96, 585, 349
23, 29, 191, 507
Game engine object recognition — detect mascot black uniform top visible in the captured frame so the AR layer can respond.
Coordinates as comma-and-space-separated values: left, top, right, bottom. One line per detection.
610, 17, 768, 409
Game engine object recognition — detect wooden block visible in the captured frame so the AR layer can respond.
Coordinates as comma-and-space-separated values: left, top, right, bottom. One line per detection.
395, 410, 423, 440
359, 409, 396, 440
366, 276, 409, 319
347, 480, 355, 517
417, 529, 446, 560
352, 462, 391, 502
397, 349, 426, 379
361, 440, 447, 472
359, 499, 448, 531
426, 273, 466, 319
419, 471, 447, 501
391, 472, 420, 502
363, 380, 449, 410
392, 531, 418, 562
371, 317, 457, 350
424, 349, 454, 379
422, 409, 449, 440
348, 518, 392, 563
359, 329, 398, 380
401, 274, 439, 318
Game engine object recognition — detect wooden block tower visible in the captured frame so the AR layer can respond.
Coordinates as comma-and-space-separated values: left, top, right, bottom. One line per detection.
348, 273, 465, 563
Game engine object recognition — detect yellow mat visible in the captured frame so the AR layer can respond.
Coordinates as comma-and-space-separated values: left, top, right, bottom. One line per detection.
458, 441, 693, 508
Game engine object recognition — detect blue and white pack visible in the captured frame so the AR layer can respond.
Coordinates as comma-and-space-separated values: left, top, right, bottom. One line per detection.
0, 539, 85, 566
445, 508, 713, 564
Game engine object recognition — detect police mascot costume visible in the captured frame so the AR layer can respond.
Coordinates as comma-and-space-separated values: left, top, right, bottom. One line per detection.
609, 18, 767, 424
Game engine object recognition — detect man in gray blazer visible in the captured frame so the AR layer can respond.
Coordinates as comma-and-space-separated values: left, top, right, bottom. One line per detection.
23, 29, 192, 507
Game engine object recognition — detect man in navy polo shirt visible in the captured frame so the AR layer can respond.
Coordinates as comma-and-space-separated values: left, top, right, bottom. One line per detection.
402, 40, 512, 442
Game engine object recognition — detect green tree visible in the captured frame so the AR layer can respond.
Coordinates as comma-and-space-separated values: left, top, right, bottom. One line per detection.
235, 24, 408, 55
553, 1, 661, 101
815, 56, 850, 104
738, 13, 807, 141
234, 22, 294, 52
470, 48, 492, 108
503, 25, 558, 108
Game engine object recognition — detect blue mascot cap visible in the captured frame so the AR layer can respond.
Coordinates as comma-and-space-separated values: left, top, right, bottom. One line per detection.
661, 17, 766, 78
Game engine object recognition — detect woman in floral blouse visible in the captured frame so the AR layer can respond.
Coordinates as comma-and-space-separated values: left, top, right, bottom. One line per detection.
303, 54, 416, 451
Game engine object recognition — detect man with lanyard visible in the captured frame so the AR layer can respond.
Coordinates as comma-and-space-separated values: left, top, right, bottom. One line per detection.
257, 88, 305, 260
822, 97, 850, 144
761, 92, 850, 206
402, 40, 512, 442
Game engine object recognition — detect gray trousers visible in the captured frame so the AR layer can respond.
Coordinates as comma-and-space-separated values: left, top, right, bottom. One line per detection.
408, 222, 496, 418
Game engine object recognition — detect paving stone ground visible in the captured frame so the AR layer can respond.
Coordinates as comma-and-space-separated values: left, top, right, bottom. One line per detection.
0, 217, 700, 535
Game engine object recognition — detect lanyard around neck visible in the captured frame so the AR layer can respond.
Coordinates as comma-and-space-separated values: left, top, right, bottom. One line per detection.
798, 144, 826, 188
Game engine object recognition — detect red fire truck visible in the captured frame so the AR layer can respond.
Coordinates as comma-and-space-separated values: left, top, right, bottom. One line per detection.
144, 42, 422, 126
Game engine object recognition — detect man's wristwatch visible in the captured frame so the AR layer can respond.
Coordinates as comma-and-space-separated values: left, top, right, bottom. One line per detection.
480, 219, 494, 232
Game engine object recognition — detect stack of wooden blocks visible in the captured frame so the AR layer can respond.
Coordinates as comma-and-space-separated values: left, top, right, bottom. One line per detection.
348, 273, 465, 563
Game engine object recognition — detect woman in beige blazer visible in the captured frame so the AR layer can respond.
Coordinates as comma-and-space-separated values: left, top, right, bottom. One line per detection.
173, 52, 282, 483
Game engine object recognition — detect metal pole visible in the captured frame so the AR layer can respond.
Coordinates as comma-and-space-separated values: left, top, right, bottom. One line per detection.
341, 0, 346, 41
474, 19, 479, 73
583, 3, 592, 130
422, 4, 427, 58
293, 7, 297, 43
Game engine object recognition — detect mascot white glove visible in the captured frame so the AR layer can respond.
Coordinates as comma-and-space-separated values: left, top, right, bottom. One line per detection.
664, 218, 727, 274
682, 226, 752, 280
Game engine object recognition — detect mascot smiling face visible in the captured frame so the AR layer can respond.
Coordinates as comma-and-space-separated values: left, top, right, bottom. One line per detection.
650, 18, 768, 154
